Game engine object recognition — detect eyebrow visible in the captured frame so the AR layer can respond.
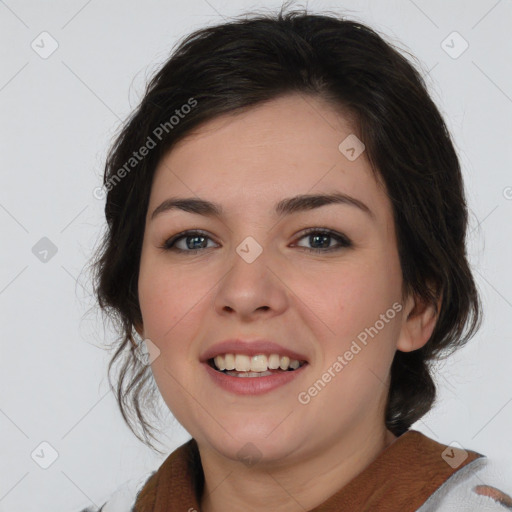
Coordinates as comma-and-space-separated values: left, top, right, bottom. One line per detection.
150, 192, 375, 221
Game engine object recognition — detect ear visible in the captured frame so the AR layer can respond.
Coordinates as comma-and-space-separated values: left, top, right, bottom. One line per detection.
396, 286, 442, 353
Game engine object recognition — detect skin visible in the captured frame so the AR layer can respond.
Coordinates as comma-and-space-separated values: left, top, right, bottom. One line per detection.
135, 93, 440, 512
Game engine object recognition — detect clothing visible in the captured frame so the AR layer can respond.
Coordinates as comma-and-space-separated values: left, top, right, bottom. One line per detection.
76, 429, 512, 511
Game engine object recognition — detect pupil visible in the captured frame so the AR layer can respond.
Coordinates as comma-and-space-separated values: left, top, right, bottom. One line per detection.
311, 234, 330, 248
188, 235, 206, 250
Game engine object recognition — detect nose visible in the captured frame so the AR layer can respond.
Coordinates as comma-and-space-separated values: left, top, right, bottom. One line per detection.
212, 243, 288, 321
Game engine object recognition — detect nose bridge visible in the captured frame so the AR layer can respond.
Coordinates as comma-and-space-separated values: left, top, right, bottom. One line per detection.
227, 233, 271, 292
227, 207, 273, 265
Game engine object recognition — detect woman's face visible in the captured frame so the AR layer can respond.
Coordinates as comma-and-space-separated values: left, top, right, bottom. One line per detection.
137, 93, 425, 465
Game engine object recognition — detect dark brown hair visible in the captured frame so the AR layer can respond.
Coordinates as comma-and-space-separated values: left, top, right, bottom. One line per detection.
87, 5, 482, 453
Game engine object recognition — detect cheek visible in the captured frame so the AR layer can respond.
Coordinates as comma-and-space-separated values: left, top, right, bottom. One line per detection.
138, 259, 208, 337
137, 263, 207, 418
305, 260, 398, 328
307, 254, 402, 361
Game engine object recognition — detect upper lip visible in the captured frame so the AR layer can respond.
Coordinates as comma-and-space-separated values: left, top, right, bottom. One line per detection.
200, 339, 309, 363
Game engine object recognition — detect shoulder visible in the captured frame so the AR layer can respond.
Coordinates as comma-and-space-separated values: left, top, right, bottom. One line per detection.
72, 471, 156, 512
417, 456, 512, 511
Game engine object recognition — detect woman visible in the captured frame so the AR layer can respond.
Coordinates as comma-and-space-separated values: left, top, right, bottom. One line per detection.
82, 6, 511, 512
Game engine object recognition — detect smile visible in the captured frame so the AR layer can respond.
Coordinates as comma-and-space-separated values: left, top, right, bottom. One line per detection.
209, 353, 307, 374
204, 356, 309, 395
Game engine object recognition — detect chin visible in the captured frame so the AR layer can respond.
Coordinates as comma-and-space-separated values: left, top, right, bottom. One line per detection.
200, 425, 305, 467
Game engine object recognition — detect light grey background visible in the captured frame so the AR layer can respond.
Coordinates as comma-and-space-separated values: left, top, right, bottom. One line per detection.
1, 0, 511, 510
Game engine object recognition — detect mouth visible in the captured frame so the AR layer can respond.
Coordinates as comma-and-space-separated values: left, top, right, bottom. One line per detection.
207, 355, 308, 377
203, 353, 309, 395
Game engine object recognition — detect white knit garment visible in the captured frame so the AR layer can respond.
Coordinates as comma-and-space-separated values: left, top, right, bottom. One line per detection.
417, 457, 512, 511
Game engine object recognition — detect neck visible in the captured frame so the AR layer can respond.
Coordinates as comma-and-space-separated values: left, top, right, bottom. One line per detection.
199, 425, 397, 512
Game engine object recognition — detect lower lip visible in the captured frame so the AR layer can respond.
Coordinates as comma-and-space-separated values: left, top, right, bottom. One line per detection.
203, 362, 308, 395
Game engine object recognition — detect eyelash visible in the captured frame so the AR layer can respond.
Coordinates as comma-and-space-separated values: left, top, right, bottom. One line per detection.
159, 228, 352, 254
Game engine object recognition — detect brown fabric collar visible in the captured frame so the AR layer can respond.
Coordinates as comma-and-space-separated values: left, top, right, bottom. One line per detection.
134, 429, 484, 512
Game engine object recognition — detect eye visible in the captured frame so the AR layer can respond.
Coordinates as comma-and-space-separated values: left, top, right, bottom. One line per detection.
293, 228, 352, 253
160, 228, 352, 254
160, 230, 218, 253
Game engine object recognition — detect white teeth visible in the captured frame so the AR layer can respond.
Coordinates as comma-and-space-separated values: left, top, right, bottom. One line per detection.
224, 353, 235, 370
211, 353, 304, 372
214, 355, 225, 371
289, 359, 300, 370
268, 354, 280, 369
235, 354, 251, 371
250, 354, 268, 372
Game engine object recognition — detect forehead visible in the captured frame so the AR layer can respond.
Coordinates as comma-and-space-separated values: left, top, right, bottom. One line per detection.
149, 94, 389, 222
